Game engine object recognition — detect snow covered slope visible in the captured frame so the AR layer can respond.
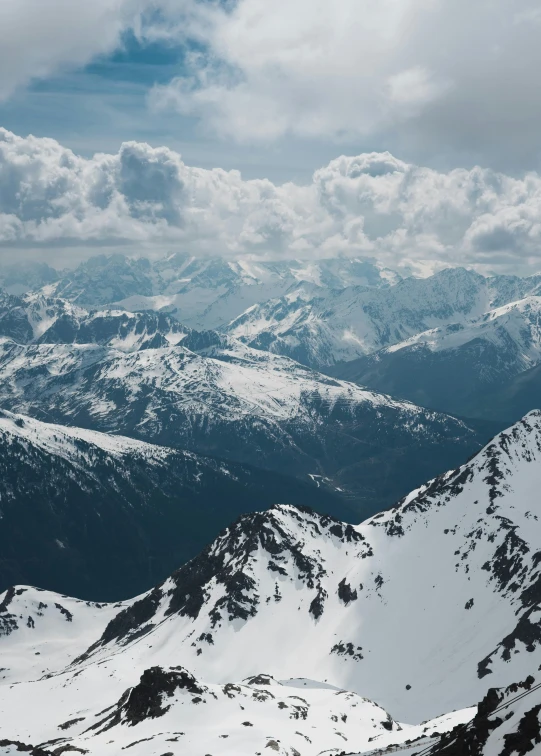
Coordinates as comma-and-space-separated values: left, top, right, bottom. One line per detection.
1, 667, 409, 756
0, 409, 345, 600
0, 592, 472, 755
332, 295, 541, 418
0, 330, 483, 515
225, 268, 495, 367
226, 269, 541, 370
0, 585, 128, 685
65, 411, 541, 721
2, 412, 541, 753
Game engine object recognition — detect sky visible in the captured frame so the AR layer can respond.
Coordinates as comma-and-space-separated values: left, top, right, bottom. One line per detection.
2, 0, 541, 273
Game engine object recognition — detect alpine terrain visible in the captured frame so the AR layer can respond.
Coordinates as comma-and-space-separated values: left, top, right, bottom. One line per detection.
0, 289, 486, 517
9, 253, 541, 427
0, 409, 349, 601
330, 295, 541, 421
2, 412, 541, 754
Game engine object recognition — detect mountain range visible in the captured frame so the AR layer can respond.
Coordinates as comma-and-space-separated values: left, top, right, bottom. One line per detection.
6, 254, 399, 331
2, 411, 541, 754
330, 294, 541, 420
4, 254, 541, 429
0, 290, 486, 520
3, 253, 541, 754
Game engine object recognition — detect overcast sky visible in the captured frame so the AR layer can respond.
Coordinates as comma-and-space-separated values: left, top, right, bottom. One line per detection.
1, 0, 541, 272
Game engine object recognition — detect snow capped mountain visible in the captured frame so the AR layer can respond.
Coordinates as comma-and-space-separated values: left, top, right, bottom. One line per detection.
11, 257, 541, 423
38, 253, 400, 332
2, 411, 541, 754
70, 411, 541, 721
0, 287, 488, 515
0, 409, 346, 600
225, 268, 541, 371
225, 267, 496, 367
11, 256, 541, 377
332, 295, 541, 418
0, 325, 483, 515
116, 254, 298, 332
0, 290, 191, 350
142, 255, 401, 332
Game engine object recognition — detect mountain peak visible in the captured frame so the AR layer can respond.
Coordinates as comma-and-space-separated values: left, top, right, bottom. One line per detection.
373, 409, 541, 531
88, 503, 369, 655
71, 410, 541, 723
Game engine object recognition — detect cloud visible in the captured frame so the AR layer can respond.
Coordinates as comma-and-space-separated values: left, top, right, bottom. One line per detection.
0, 0, 151, 100
148, 0, 541, 169
2, 1, 541, 172
3, 127, 541, 273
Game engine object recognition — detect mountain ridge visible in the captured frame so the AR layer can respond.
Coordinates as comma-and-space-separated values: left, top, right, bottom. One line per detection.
0, 409, 349, 601
2, 412, 541, 752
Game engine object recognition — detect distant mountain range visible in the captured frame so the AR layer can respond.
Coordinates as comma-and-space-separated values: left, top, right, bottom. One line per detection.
0, 253, 400, 329
330, 295, 541, 417
0, 290, 486, 519
2, 411, 541, 755
4, 254, 541, 429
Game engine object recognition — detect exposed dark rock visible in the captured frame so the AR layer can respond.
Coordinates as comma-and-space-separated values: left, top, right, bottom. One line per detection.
331, 641, 363, 661
309, 587, 327, 620
0, 740, 54, 755
337, 578, 358, 605
430, 676, 538, 756
123, 667, 205, 726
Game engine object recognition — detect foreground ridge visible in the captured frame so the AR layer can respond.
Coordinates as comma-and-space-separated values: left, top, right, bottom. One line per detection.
2, 412, 541, 752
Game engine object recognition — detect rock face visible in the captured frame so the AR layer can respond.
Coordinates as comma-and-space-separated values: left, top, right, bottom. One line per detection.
430, 676, 541, 756
0, 410, 346, 601
0, 741, 53, 755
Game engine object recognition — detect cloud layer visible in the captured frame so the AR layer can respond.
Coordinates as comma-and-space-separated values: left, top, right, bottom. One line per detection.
2, 128, 541, 273
2, 1, 541, 172
149, 0, 541, 169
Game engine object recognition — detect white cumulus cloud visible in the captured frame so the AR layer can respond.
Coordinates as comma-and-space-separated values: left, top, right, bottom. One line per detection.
2, 128, 541, 273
